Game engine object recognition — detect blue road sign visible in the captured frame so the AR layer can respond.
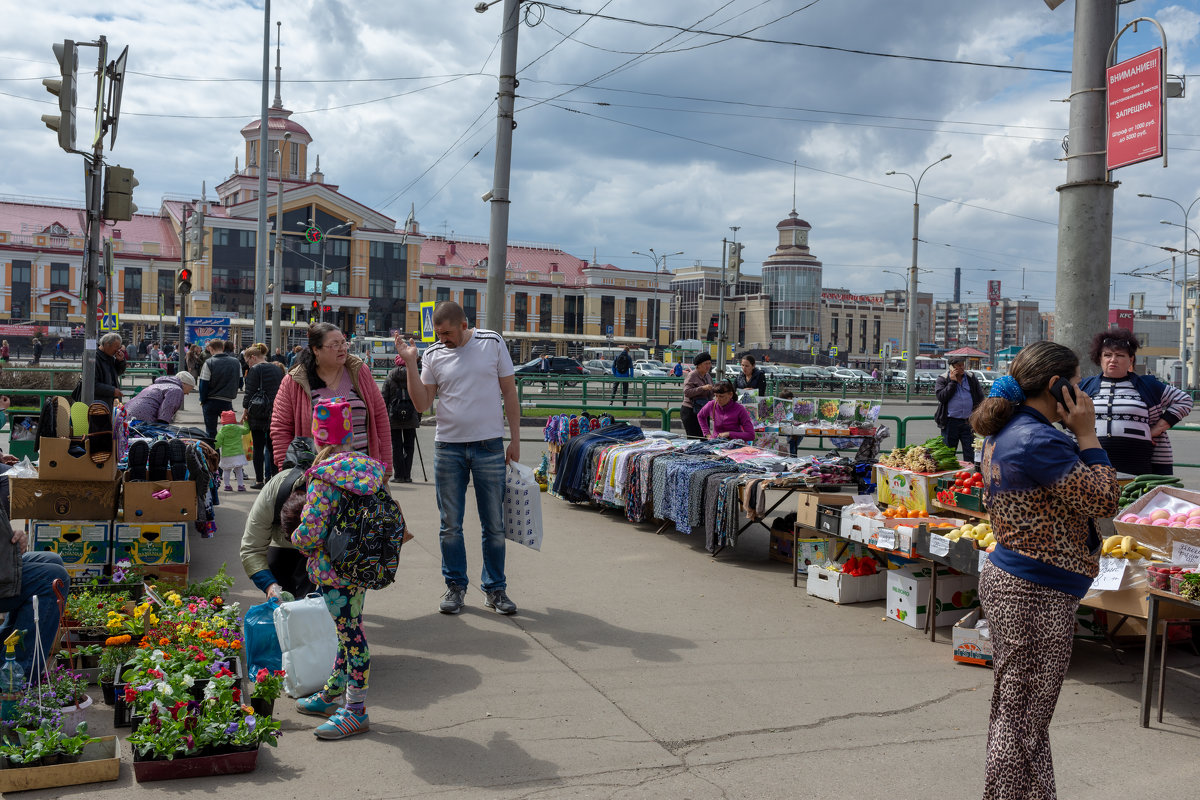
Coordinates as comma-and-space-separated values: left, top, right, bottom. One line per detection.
606, 325, 614, 336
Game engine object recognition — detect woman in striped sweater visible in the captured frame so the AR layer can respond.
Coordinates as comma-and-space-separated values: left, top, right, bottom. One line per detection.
1079, 328, 1192, 475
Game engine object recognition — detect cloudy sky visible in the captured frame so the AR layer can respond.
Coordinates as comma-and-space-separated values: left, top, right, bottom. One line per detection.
2, 0, 1198, 315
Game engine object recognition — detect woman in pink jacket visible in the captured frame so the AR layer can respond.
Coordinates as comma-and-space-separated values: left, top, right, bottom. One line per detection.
698, 380, 756, 442
270, 323, 393, 478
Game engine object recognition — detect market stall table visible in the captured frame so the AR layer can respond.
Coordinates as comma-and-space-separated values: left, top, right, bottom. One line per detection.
1140, 587, 1200, 728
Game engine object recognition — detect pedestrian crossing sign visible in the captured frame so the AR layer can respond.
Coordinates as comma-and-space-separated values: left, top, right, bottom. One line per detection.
100, 313, 119, 331
420, 301, 436, 342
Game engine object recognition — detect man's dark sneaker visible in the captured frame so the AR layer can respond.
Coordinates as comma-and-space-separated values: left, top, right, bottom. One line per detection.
484, 590, 517, 616
439, 585, 466, 614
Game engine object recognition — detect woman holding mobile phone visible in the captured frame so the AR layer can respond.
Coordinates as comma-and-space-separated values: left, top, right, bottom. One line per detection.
969, 341, 1119, 799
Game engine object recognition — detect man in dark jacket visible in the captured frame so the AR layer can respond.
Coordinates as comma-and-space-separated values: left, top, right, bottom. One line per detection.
94, 332, 125, 408
611, 345, 633, 405
934, 356, 985, 462
198, 339, 242, 439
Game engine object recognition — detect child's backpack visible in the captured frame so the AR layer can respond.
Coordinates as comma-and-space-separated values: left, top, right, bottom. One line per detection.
324, 487, 407, 590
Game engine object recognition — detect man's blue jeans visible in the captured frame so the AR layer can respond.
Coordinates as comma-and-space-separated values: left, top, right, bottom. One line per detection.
0, 552, 69, 676
202, 398, 233, 441
435, 438, 507, 592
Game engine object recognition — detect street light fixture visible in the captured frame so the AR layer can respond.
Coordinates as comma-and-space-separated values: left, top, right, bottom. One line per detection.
633, 248, 683, 352
1140, 192, 1200, 387
886, 153, 951, 387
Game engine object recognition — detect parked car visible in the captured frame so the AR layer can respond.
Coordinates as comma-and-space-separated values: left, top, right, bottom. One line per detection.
914, 369, 942, 386
969, 369, 1001, 389
515, 356, 585, 385
583, 359, 612, 376
829, 367, 873, 385
633, 363, 669, 378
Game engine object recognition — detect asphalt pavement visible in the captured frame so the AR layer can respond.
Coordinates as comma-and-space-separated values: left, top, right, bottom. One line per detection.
7, 387, 1200, 799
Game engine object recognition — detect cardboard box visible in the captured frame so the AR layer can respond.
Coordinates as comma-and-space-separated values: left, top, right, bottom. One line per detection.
806, 564, 887, 604
796, 492, 853, 530
112, 522, 189, 566
822, 536, 869, 566
1112, 486, 1200, 560
30, 521, 110, 565
137, 563, 189, 591
63, 564, 106, 583
886, 566, 979, 629
952, 608, 993, 667
0, 735, 120, 793
841, 513, 882, 544
9, 478, 119, 521
874, 465, 958, 514
122, 480, 197, 523
37, 436, 118, 481
768, 529, 796, 563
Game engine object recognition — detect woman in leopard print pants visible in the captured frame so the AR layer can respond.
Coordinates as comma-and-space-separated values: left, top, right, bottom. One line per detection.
971, 342, 1120, 800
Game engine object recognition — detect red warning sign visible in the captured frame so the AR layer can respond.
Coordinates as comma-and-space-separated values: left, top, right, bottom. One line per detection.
1106, 48, 1163, 171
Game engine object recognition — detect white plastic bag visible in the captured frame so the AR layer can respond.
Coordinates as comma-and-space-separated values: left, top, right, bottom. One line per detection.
273, 593, 337, 698
504, 462, 543, 551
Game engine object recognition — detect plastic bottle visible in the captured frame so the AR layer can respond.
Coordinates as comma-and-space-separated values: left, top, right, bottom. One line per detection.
0, 630, 27, 727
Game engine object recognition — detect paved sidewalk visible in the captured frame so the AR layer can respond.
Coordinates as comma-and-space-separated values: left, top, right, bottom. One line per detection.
13, 394, 1200, 799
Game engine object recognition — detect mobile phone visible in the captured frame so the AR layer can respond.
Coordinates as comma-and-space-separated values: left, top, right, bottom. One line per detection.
1049, 378, 1077, 408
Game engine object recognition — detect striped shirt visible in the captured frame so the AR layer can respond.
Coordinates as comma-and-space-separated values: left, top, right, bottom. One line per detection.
1091, 377, 1154, 474
312, 369, 370, 454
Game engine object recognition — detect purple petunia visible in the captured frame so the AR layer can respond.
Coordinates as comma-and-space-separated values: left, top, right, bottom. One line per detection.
246, 716, 256, 731
207, 660, 230, 676
224, 721, 239, 736
136, 681, 155, 692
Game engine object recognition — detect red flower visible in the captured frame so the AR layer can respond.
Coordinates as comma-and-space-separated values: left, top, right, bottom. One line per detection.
232, 687, 241, 703
256, 668, 269, 683
124, 685, 137, 703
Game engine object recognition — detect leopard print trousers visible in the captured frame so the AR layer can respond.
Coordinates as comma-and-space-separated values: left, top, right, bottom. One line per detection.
979, 562, 1079, 800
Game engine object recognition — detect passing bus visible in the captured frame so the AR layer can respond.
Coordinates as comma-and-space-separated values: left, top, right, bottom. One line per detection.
888, 355, 947, 372
349, 336, 406, 372
581, 346, 649, 363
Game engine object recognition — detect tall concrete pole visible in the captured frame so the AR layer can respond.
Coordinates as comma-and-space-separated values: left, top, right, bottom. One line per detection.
271, 133, 288, 351
253, 0, 270, 346
718, 238, 728, 375
484, 0, 520, 334
81, 38, 107, 404
1053, 0, 1118, 375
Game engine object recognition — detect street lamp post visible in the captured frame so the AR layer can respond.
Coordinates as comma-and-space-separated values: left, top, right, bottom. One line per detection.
887, 154, 951, 388
1140, 192, 1200, 387
1163, 220, 1200, 386
633, 248, 682, 355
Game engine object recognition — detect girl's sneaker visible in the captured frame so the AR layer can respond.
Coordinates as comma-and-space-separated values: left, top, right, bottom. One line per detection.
314, 707, 369, 740
296, 691, 342, 717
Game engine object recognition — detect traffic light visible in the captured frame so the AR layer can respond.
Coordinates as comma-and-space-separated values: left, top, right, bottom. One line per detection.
311, 300, 320, 312
41, 39, 77, 152
727, 241, 745, 271
177, 266, 192, 295
187, 210, 206, 263
706, 314, 719, 342
102, 165, 138, 221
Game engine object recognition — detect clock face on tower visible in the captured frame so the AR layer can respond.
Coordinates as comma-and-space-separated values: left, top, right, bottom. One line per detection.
794, 229, 808, 247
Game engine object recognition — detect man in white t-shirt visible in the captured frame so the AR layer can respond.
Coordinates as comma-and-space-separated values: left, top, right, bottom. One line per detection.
395, 302, 521, 615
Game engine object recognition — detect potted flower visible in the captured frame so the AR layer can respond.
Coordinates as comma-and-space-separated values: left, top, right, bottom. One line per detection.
126, 675, 281, 782
10, 664, 93, 734
248, 669, 285, 716
0, 721, 98, 768
98, 642, 135, 705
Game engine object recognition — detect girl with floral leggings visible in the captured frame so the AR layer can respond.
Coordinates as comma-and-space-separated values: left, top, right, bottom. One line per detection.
286, 397, 388, 740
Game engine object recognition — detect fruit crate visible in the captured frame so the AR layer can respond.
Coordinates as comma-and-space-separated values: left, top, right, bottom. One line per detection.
953, 490, 984, 512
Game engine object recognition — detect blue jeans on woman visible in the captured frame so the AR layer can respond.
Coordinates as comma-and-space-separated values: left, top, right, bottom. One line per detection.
0, 552, 69, 676
434, 438, 507, 592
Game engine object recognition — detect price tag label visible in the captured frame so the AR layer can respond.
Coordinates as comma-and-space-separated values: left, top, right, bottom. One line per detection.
1170, 541, 1200, 566
876, 529, 897, 551
930, 533, 951, 557
978, 550, 989, 573
1089, 557, 1127, 592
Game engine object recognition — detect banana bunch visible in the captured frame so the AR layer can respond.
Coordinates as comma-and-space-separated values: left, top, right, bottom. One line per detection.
1101, 534, 1153, 560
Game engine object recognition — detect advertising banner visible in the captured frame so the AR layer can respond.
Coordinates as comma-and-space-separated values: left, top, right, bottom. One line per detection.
184, 316, 232, 347
1106, 48, 1163, 170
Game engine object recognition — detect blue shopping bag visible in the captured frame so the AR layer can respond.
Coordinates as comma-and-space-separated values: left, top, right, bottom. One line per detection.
243, 597, 283, 676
